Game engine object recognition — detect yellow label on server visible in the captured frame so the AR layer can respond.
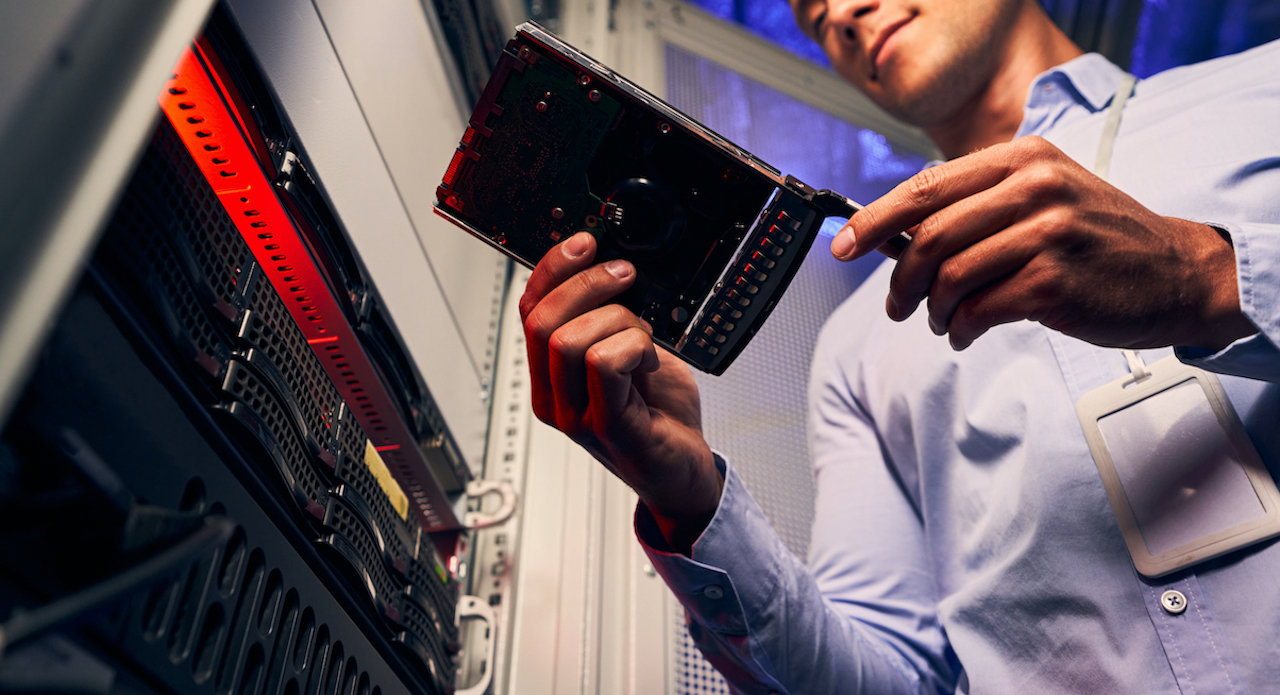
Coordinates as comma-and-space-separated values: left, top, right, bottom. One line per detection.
364, 440, 409, 521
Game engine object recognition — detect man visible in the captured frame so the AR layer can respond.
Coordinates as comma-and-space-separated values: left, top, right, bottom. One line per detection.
520, 0, 1280, 691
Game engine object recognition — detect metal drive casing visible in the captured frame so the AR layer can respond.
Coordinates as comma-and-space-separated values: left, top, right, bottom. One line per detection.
436, 22, 865, 375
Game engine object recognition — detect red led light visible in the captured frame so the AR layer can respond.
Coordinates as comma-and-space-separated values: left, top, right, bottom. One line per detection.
442, 149, 465, 191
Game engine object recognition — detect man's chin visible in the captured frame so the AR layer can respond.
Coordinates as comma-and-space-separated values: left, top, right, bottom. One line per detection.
872, 85, 939, 128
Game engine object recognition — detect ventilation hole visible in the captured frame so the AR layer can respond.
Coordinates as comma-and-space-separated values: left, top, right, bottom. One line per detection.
215, 554, 261, 692
203, 144, 220, 151
179, 102, 196, 109
196, 131, 213, 138
141, 581, 178, 640
212, 157, 228, 164
238, 644, 264, 695
278, 589, 300, 644
244, 210, 260, 217
341, 657, 358, 695
258, 569, 283, 635
218, 527, 247, 593
294, 607, 315, 670
307, 626, 331, 694
270, 255, 287, 261
169, 87, 187, 94
278, 266, 292, 272
168, 561, 205, 659
322, 642, 344, 693
192, 602, 225, 684
257, 232, 272, 238
252, 222, 267, 228
188, 116, 204, 124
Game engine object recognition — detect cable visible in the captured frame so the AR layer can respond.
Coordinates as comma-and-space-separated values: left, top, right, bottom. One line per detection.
0, 515, 236, 661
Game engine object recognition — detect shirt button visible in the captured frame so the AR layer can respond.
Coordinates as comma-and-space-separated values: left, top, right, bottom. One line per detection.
703, 585, 724, 600
1160, 589, 1187, 615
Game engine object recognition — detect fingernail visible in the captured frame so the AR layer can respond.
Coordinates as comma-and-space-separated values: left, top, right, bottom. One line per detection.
565, 232, 591, 257
928, 316, 945, 335
886, 294, 900, 320
831, 225, 856, 259
604, 259, 633, 278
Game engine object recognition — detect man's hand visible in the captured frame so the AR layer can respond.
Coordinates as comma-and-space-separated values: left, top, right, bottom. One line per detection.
520, 232, 721, 554
831, 136, 1257, 351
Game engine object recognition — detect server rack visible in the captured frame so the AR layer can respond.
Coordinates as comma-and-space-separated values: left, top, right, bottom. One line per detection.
0, 5, 486, 694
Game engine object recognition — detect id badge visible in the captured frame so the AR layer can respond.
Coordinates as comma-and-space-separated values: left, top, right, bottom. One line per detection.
1077, 354, 1280, 577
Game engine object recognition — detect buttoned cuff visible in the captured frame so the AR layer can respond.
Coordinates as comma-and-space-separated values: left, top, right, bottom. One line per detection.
635, 454, 779, 636
1175, 332, 1280, 382
1176, 221, 1280, 382
635, 455, 789, 693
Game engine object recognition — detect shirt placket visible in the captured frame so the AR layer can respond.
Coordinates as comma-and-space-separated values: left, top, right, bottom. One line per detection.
1045, 330, 1248, 694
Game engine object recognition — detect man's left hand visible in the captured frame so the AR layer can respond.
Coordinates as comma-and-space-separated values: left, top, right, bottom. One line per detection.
832, 136, 1257, 351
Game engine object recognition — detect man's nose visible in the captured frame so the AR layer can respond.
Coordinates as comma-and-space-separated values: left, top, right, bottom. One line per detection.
828, 0, 879, 46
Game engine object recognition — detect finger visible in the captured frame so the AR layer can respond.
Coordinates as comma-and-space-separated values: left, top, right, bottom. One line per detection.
873, 224, 918, 261
922, 224, 1039, 335
546, 304, 651, 420
944, 260, 1058, 350
834, 146, 1019, 261
522, 232, 597, 422
583, 325, 661, 419
887, 183, 1029, 320
524, 255, 637, 422
519, 232, 597, 322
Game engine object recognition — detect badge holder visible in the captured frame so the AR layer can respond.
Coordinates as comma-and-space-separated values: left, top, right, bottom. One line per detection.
1077, 351, 1280, 577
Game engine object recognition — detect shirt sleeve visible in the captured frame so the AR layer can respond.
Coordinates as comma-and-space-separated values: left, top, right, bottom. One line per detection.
635, 460, 938, 695
633, 327, 957, 694
1176, 221, 1280, 382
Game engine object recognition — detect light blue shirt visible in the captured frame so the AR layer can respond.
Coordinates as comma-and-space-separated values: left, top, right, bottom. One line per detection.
639, 40, 1280, 694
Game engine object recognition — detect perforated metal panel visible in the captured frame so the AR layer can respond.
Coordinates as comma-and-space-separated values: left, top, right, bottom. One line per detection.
664, 43, 924, 692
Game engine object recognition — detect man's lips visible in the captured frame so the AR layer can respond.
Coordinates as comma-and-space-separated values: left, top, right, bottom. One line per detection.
868, 14, 915, 80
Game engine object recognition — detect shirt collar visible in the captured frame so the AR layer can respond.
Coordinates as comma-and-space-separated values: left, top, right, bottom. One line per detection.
1031, 52, 1131, 112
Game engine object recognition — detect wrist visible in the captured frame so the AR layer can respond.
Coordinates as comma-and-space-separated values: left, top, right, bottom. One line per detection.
1187, 222, 1257, 351
642, 450, 723, 556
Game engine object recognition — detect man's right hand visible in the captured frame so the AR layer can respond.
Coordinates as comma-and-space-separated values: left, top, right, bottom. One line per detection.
519, 232, 722, 554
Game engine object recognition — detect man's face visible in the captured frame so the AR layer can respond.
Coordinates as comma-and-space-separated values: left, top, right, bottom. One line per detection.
791, 0, 1025, 127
